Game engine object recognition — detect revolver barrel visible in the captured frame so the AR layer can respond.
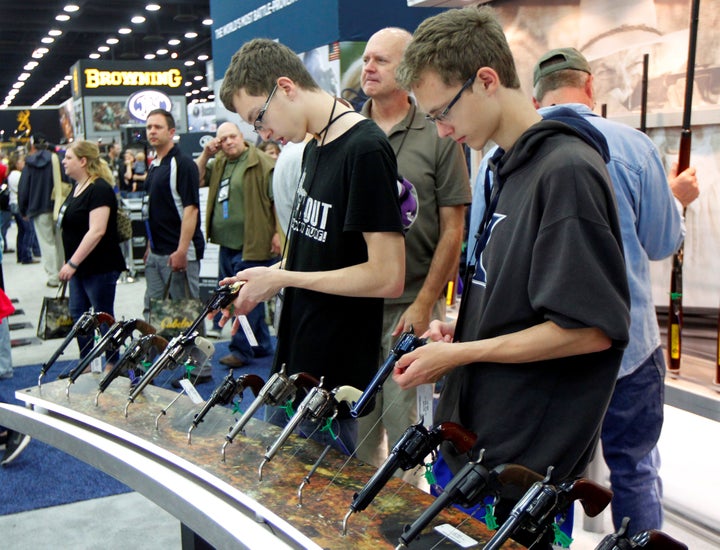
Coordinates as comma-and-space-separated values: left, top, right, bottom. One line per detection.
350, 332, 425, 418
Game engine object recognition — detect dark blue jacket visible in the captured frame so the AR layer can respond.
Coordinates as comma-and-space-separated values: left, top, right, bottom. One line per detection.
18, 150, 55, 218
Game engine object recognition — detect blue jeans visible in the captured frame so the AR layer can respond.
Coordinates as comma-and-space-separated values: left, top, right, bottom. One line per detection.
0, 319, 12, 378
11, 205, 33, 263
0, 210, 11, 251
219, 247, 275, 362
601, 346, 665, 534
69, 270, 120, 362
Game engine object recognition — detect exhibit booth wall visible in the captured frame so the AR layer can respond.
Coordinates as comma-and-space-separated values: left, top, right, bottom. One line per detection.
210, 0, 720, 310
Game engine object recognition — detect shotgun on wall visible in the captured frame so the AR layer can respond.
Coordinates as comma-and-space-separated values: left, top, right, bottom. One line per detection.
667, 0, 700, 376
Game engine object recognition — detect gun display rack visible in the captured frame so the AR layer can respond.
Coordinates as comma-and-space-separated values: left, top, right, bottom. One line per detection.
3, 376, 521, 550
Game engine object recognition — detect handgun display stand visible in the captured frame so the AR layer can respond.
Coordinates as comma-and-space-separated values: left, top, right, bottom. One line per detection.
1, 376, 521, 549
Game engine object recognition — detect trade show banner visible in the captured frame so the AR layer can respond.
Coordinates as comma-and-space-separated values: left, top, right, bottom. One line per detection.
210, 0, 442, 79
70, 59, 189, 142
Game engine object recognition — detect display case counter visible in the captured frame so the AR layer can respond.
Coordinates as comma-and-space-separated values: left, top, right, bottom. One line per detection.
1, 376, 518, 549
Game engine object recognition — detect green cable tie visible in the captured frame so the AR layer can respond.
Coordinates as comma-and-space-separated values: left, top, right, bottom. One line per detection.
282, 399, 295, 420
424, 463, 436, 485
552, 523, 573, 548
184, 363, 196, 378
319, 418, 337, 440
670, 292, 682, 300
483, 504, 498, 530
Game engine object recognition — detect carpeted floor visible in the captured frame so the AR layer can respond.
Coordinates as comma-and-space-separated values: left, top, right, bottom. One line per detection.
0, 340, 274, 516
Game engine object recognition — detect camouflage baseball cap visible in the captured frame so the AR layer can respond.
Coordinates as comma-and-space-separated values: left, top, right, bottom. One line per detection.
533, 48, 592, 87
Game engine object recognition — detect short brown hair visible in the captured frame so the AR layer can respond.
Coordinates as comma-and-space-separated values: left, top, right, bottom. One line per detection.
397, 6, 520, 90
146, 109, 175, 129
219, 39, 320, 113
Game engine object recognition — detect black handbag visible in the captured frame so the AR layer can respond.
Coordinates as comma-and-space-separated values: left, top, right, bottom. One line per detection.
37, 283, 74, 340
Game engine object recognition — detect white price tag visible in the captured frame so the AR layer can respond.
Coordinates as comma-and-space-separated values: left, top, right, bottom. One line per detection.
179, 379, 204, 404
417, 383, 434, 428
433, 524, 478, 548
90, 356, 103, 374
237, 315, 258, 347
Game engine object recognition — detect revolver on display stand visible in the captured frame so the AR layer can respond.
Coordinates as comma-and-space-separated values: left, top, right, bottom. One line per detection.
397, 460, 549, 548
342, 421, 477, 535
65, 318, 155, 395
187, 372, 265, 444
38, 310, 115, 387
94, 333, 169, 406
595, 517, 688, 550
123, 281, 244, 416
221, 365, 320, 462
124, 332, 214, 417
350, 331, 426, 418
258, 378, 361, 482
294, 385, 361, 506
482, 470, 613, 550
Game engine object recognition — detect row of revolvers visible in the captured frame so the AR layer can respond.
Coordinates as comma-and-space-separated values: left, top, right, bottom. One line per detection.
334, 335, 689, 549
36, 282, 246, 418
341, 420, 688, 549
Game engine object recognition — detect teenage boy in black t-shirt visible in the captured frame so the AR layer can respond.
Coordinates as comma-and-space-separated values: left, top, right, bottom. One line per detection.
217, 39, 405, 454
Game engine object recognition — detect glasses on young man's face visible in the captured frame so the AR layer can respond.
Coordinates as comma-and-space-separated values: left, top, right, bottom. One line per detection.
253, 84, 278, 132
425, 75, 476, 124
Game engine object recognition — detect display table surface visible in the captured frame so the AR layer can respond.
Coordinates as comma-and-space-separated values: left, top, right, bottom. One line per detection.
2, 376, 519, 549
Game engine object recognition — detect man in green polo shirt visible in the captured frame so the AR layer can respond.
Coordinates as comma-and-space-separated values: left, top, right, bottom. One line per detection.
196, 122, 278, 367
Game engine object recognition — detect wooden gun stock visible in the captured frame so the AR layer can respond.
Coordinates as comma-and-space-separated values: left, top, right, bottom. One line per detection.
637, 530, 688, 550
566, 478, 613, 518
435, 422, 477, 455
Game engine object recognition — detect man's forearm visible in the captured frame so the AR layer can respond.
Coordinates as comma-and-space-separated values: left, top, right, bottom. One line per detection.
452, 321, 611, 366
414, 205, 466, 309
177, 205, 198, 254
273, 232, 405, 298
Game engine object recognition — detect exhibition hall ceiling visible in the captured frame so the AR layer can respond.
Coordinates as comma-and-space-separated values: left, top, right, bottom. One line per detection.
1, 0, 212, 109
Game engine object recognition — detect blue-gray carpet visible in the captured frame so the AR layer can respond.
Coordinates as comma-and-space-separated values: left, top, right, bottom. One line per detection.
0, 340, 273, 515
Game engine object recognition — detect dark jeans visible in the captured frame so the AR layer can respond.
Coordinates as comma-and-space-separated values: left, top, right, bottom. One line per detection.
1, 210, 11, 251
11, 205, 38, 263
69, 270, 120, 363
219, 246, 275, 362
601, 346, 665, 534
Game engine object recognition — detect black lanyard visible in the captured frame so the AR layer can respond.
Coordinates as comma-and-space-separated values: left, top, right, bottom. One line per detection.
454, 147, 505, 339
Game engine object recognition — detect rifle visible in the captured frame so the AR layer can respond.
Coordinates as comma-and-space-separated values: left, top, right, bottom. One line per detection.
715, 306, 720, 387
639, 54, 649, 134
38, 310, 115, 387
343, 421, 476, 534
667, 0, 700, 376
187, 372, 264, 443
94, 333, 168, 405
349, 331, 426, 418
65, 318, 155, 395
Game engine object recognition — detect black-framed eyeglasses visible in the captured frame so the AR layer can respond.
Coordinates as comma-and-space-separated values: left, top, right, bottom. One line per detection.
253, 84, 278, 132
425, 75, 476, 124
